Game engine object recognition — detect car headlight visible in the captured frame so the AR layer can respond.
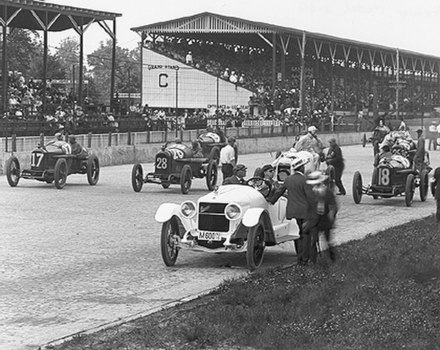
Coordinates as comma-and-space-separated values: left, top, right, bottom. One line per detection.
225, 203, 242, 220
180, 201, 196, 218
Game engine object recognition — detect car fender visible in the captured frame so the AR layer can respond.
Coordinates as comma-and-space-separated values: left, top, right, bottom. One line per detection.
242, 207, 265, 227
155, 203, 181, 223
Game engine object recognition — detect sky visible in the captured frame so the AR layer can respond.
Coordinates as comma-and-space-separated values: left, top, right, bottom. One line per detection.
48, 0, 440, 58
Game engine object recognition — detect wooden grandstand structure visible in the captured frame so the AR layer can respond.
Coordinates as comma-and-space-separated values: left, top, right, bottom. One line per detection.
0, 0, 121, 115
132, 12, 440, 119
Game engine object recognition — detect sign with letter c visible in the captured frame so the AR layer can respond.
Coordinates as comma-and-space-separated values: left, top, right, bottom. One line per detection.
159, 73, 168, 87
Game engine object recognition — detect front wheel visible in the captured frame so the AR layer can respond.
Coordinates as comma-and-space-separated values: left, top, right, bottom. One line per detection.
352, 171, 363, 204
325, 165, 336, 191
419, 170, 429, 202
5, 156, 20, 187
160, 218, 180, 266
405, 173, 415, 207
205, 159, 218, 191
54, 158, 68, 189
86, 155, 100, 185
131, 164, 144, 192
180, 164, 192, 194
246, 221, 266, 271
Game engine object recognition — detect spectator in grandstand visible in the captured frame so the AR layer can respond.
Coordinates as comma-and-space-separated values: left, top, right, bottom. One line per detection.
220, 136, 237, 181
238, 73, 245, 85
398, 117, 407, 131
326, 138, 346, 195
229, 71, 238, 88
222, 68, 230, 80
428, 120, 438, 151
185, 51, 193, 65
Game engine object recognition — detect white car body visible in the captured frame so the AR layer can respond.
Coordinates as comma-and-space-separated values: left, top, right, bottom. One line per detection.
155, 183, 299, 270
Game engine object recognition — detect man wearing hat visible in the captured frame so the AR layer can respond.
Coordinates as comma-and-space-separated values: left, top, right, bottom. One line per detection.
294, 125, 323, 154
220, 136, 237, 182
223, 164, 247, 185
428, 121, 438, 151
414, 128, 426, 172
270, 155, 316, 265
326, 138, 346, 195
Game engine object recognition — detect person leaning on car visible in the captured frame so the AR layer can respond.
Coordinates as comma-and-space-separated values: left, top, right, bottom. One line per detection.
269, 159, 318, 266
220, 136, 237, 181
223, 164, 247, 184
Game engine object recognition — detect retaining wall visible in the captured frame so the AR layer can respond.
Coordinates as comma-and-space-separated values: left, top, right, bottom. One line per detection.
0, 132, 367, 175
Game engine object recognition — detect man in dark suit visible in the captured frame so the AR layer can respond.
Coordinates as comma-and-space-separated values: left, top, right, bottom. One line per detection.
270, 158, 318, 265
431, 167, 440, 226
326, 138, 346, 195
223, 164, 247, 185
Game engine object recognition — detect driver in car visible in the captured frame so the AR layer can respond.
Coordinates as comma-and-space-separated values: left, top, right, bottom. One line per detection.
223, 164, 247, 184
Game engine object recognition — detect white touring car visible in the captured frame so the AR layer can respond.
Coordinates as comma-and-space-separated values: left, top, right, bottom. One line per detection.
155, 177, 300, 271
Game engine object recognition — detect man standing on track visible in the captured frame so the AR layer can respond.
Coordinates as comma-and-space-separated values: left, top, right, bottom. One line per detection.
326, 138, 346, 195
220, 136, 237, 182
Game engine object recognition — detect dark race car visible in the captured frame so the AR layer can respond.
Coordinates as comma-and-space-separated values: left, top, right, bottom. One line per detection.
131, 141, 218, 194
5, 144, 100, 189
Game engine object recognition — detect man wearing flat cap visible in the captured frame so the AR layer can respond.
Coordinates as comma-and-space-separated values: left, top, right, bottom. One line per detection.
223, 164, 247, 185
220, 136, 237, 182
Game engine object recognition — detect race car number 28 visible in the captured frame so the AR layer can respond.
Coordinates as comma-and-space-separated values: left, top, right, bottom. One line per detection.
156, 157, 168, 169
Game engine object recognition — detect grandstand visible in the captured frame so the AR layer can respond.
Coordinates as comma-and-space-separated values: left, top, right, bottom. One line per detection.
132, 12, 440, 127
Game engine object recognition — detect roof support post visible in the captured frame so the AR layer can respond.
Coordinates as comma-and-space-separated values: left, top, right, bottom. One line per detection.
299, 32, 306, 115
272, 32, 276, 94
395, 49, 399, 120
42, 25, 48, 114
110, 19, 116, 113
79, 26, 84, 105
1, 11, 7, 116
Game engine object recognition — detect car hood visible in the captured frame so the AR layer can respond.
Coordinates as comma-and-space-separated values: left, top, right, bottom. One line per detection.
198, 185, 267, 208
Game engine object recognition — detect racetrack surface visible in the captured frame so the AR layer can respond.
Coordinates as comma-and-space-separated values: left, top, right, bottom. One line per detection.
1, 143, 438, 350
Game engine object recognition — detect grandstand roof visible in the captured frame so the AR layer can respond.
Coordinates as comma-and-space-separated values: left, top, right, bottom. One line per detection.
132, 12, 440, 68
0, 0, 121, 32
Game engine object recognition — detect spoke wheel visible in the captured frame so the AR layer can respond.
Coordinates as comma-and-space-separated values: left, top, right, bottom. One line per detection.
54, 158, 68, 189
131, 164, 144, 192
246, 221, 265, 271
205, 159, 218, 191
325, 165, 336, 191
5, 156, 20, 187
87, 155, 100, 185
405, 173, 415, 207
180, 164, 192, 194
419, 170, 428, 202
160, 218, 180, 266
352, 171, 363, 204
208, 146, 220, 163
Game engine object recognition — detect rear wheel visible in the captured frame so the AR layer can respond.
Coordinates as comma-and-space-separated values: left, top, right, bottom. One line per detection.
246, 221, 266, 271
131, 164, 144, 192
180, 164, 192, 194
419, 170, 429, 202
160, 217, 180, 266
352, 171, 363, 204
205, 159, 218, 191
405, 173, 415, 207
54, 158, 68, 189
5, 156, 20, 187
86, 155, 100, 185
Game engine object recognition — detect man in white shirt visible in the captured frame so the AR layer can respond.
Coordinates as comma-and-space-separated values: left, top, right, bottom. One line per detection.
219, 136, 237, 181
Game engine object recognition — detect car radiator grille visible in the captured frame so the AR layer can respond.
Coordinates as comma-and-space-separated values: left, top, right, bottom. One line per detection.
198, 202, 229, 232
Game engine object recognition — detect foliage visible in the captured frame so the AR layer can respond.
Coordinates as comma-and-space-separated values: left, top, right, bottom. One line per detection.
6, 29, 41, 77
51, 216, 440, 350
87, 40, 140, 105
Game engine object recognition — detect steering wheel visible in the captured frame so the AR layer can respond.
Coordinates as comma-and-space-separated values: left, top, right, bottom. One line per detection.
245, 177, 273, 198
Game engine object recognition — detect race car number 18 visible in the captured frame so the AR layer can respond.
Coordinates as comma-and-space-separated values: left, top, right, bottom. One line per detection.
378, 168, 390, 186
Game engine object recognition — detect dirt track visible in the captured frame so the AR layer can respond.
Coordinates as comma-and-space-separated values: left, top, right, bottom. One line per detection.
0, 143, 438, 350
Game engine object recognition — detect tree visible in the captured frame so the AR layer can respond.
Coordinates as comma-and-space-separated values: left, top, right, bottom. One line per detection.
6, 29, 41, 77
87, 40, 140, 106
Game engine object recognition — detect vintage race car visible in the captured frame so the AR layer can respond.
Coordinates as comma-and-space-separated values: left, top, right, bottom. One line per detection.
352, 153, 430, 207
5, 145, 100, 189
272, 148, 335, 188
155, 177, 299, 271
132, 141, 218, 194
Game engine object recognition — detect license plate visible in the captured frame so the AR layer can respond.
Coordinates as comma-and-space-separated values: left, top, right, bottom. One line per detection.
198, 231, 221, 241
